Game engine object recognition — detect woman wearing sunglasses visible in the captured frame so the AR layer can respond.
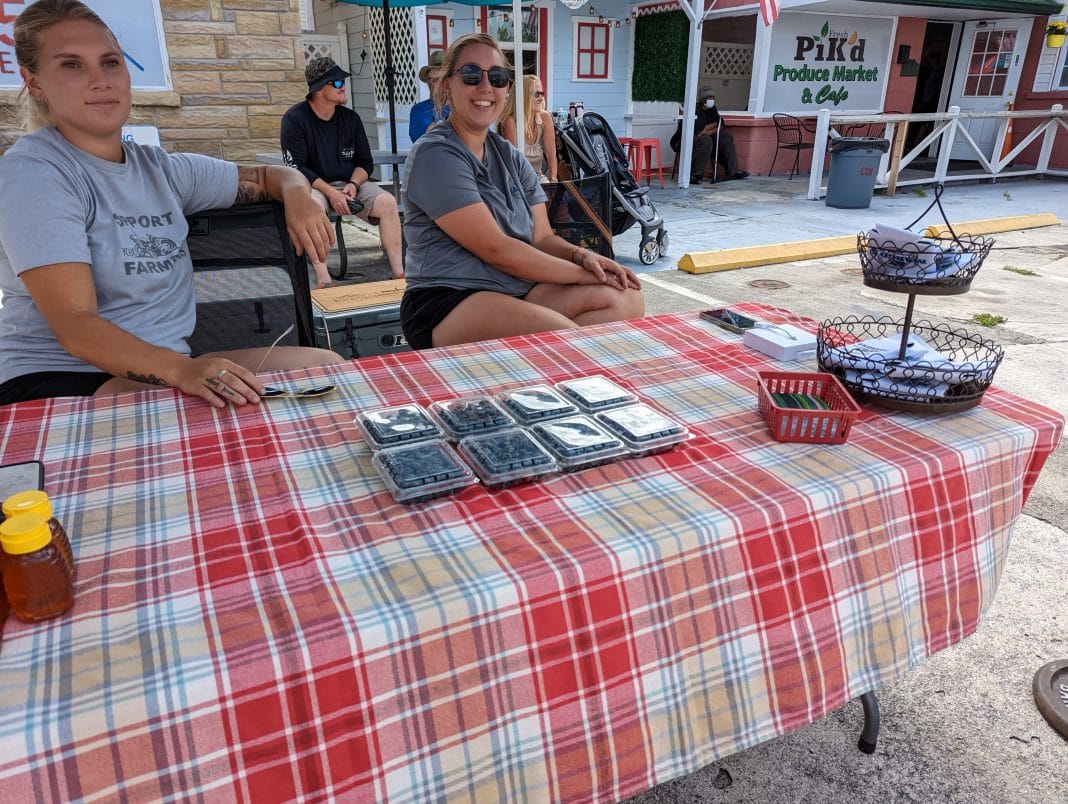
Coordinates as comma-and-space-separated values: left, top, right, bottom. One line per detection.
500, 75, 558, 183
400, 33, 643, 351
0, 0, 343, 408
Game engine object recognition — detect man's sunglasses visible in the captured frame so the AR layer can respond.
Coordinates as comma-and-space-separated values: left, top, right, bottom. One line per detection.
329, 79, 346, 89
454, 64, 513, 88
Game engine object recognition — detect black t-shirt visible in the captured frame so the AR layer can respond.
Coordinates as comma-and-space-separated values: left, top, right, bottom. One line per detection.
280, 101, 374, 184
670, 106, 722, 152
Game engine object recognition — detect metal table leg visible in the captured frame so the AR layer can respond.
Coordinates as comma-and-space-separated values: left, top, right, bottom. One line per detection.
857, 691, 880, 754
332, 216, 348, 281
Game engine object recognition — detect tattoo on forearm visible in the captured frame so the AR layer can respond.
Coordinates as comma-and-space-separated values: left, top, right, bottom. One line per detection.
236, 165, 270, 204
126, 372, 167, 387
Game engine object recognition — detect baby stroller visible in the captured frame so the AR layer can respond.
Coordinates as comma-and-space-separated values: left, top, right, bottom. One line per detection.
556, 112, 667, 265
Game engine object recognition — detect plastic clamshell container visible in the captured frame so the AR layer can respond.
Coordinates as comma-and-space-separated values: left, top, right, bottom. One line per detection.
594, 403, 689, 457
756, 371, 861, 444
457, 429, 558, 488
372, 439, 477, 503
355, 403, 441, 449
556, 375, 638, 413
428, 395, 514, 439
497, 384, 578, 425
530, 414, 628, 471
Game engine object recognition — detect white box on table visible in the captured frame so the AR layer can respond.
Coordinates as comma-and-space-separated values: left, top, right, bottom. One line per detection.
742, 324, 817, 361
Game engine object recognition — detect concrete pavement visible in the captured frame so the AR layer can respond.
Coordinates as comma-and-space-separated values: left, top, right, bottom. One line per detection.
336, 174, 1068, 802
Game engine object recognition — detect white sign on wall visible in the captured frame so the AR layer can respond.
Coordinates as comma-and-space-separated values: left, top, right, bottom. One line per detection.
762, 13, 892, 114
1, 0, 170, 90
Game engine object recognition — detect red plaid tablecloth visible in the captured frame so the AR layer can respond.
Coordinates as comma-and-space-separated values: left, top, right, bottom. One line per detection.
0, 310, 1061, 801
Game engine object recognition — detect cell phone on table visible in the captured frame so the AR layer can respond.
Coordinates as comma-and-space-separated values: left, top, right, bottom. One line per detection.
0, 460, 45, 503
700, 308, 758, 334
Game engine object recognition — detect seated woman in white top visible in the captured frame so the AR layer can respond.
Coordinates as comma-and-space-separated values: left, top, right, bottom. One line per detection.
499, 74, 558, 183
0, 0, 343, 408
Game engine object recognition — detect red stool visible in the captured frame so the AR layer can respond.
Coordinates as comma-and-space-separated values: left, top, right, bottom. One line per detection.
618, 136, 640, 178
635, 137, 665, 188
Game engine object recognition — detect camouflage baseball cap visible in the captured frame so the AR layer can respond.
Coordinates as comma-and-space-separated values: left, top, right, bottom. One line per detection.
305, 56, 351, 98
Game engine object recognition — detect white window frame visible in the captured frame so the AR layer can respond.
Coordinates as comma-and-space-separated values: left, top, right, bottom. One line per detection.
1054, 41, 1068, 91
571, 16, 612, 82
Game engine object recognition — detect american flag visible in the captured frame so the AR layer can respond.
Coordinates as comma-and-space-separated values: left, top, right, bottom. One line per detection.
759, 0, 780, 26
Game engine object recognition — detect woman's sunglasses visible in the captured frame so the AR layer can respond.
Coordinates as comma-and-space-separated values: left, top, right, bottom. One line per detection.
533, 91, 546, 98
454, 64, 513, 88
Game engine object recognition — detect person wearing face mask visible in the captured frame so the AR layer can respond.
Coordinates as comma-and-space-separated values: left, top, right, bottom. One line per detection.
671, 86, 749, 185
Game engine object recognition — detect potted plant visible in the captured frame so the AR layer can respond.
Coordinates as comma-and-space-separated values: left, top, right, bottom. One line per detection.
1047, 20, 1067, 48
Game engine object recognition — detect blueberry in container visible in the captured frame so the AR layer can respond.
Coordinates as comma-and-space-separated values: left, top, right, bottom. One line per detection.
372, 439, 477, 503
556, 375, 638, 413
497, 384, 577, 425
429, 395, 514, 439
355, 404, 441, 449
595, 403, 689, 457
531, 414, 628, 471
457, 429, 558, 488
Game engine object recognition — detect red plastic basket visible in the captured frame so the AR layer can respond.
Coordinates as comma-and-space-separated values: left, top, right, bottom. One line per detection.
757, 371, 861, 444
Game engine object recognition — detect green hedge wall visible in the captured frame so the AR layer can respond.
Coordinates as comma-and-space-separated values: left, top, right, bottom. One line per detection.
632, 12, 688, 102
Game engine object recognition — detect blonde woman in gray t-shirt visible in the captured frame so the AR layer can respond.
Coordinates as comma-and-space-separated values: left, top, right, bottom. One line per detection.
0, 0, 342, 408
400, 33, 642, 350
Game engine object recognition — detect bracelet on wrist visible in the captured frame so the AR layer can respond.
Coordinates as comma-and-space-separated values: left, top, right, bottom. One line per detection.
571, 247, 587, 266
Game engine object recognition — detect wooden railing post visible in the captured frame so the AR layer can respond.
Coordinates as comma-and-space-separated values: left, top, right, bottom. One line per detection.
885, 120, 909, 198
808, 108, 831, 200
1037, 103, 1064, 173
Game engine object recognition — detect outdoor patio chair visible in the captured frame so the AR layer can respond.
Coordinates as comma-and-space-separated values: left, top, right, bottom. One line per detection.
185, 202, 315, 355
770, 113, 816, 179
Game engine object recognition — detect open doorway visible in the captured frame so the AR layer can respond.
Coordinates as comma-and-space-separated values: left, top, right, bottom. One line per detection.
907, 21, 954, 156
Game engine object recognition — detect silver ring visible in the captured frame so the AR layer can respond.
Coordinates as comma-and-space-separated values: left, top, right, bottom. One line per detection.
217, 369, 228, 380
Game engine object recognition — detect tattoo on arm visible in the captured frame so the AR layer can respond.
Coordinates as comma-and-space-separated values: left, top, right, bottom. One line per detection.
236, 165, 270, 205
126, 372, 167, 387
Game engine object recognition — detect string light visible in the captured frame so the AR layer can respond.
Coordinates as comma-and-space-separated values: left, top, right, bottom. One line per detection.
585, 6, 636, 26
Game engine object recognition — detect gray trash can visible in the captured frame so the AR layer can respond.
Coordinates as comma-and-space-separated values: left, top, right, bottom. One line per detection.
825, 137, 890, 209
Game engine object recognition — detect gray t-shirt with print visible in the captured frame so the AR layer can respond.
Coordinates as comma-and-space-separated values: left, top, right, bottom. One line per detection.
402, 122, 547, 296
0, 126, 237, 384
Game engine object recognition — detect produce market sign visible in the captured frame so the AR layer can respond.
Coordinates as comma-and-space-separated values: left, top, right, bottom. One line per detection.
763, 13, 892, 114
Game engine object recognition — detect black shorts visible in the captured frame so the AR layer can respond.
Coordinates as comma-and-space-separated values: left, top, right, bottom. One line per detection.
0, 371, 113, 406
402, 286, 529, 351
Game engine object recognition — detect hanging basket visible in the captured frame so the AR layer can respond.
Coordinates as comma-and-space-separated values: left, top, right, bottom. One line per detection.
816, 316, 1004, 413
1047, 33, 1066, 48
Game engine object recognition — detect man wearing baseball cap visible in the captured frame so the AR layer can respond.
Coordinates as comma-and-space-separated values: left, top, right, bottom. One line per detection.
281, 57, 404, 286
410, 51, 449, 142
670, 86, 749, 185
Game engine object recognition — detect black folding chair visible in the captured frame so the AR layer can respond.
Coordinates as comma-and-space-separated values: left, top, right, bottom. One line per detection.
770, 113, 816, 179
184, 202, 314, 355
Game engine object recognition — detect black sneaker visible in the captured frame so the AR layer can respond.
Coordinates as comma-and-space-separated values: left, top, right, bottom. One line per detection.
689, 176, 702, 185
733, 170, 750, 180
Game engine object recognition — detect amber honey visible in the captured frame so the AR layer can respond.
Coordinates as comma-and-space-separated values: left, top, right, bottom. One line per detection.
0, 514, 74, 623
3, 491, 74, 580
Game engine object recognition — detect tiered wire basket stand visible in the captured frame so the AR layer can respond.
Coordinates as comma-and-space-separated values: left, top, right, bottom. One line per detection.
817, 186, 1004, 413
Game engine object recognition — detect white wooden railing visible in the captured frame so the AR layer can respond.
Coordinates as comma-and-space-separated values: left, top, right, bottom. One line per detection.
807, 105, 1068, 201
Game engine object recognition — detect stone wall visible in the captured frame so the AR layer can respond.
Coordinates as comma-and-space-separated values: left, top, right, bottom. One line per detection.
0, 0, 307, 161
